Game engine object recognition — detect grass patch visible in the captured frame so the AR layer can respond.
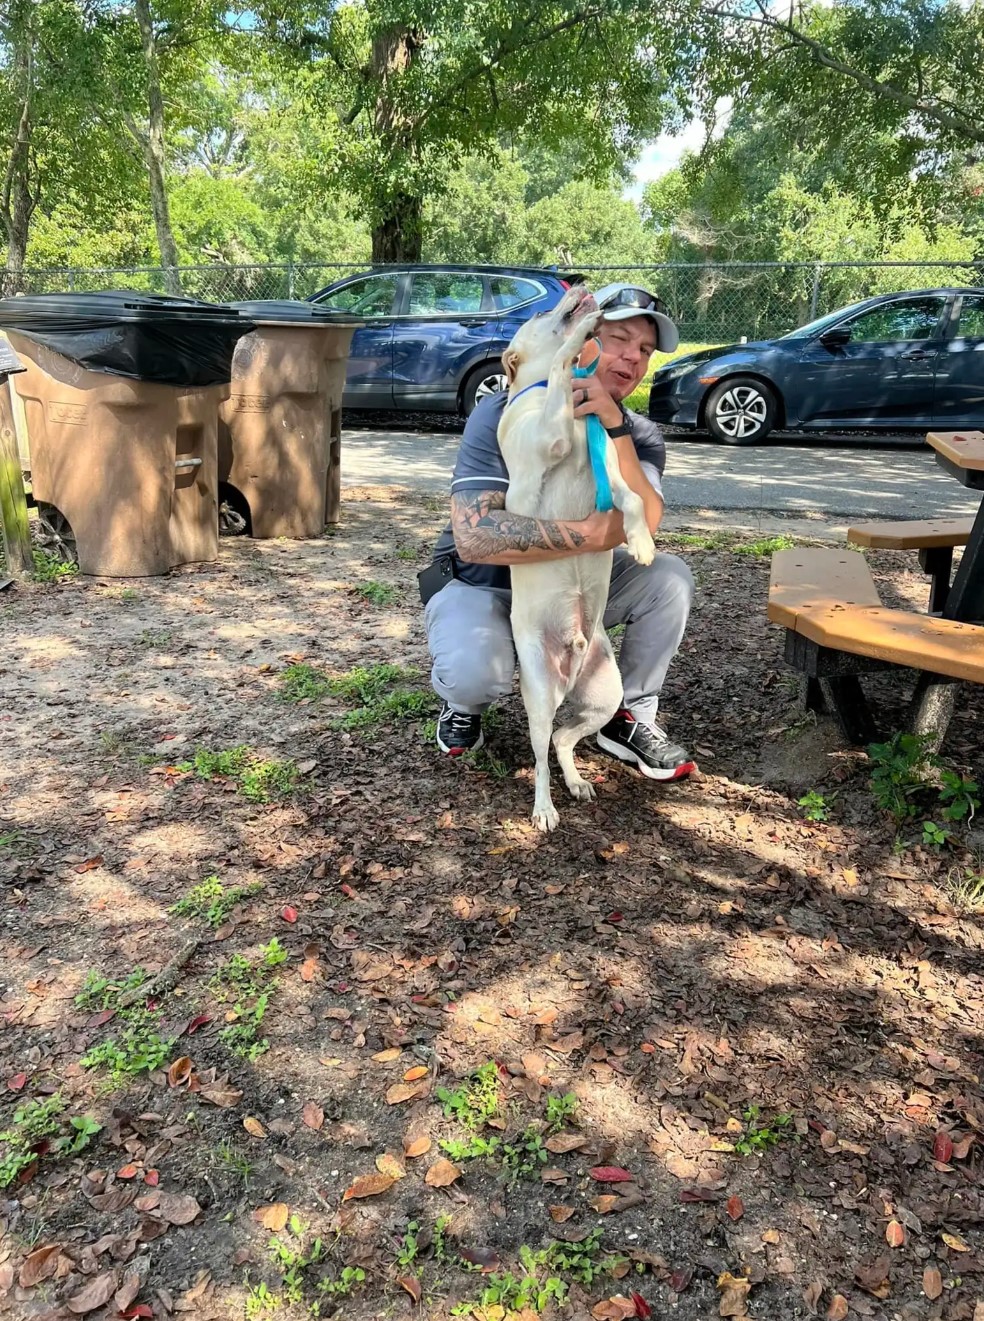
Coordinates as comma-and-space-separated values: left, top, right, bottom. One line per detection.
76, 967, 175, 1085
210, 939, 287, 1061
354, 580, 397, 607
945, 862, 984, 913
0, 1094, 101, 1189
31, 549, 78, 582
327, 663, 436, 733
278, 663, 330, 703
732, 535, 796, 556
623, 341, 722, 413
175, 745, 300, 802
733, 1105, 795, 1156
660, 530, 735, 551
170, 875, 263, 927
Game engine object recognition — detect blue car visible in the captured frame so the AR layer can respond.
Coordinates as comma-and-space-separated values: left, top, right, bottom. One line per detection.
649, 287, 984, 444
308, 264, 577, 415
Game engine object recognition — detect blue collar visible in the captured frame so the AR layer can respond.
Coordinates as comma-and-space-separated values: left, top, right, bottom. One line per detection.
506, 379, 548, 407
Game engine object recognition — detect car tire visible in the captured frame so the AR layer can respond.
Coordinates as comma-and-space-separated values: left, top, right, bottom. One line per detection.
704, 376, 777, 445
462, 361, 508, 416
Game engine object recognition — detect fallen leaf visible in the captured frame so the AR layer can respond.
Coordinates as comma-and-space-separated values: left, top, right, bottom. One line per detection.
827, 1295, 849, 1320
540, 1166, 568, 1184
183, 1014, 211, 1035
373, 1048, 402, 1063
942, 1231, 970, 1253
18, 1244, 62, 1287
403, 1065, 428, 1082
591, 1195, 621, 1214
156, 1192, 201, 1226
589, 1166, 633, 1183
117, 1163, 140, 1179
342, 1173, 395, 1201
885, 1220, 905, 1248
668, 1268, 693, 1293
300, 958, 320, 982
424, 1158, 461, 1188
252, 1203, 289, 1232
119, 1308, 153, 1320
167, 1056, 193, 1088
282, 906, 298, 923
545, 1132, 587, 1154
302, 1101, 324, 1131
199, 1081, 242, 1108
726, 1194, 744, 1222
6, 1073, 27, 1092
591, 1297, 637, 1320
376, 1152, 406, 1180
717, 1271, 751, 1318
933, 1132, 954, 1164
403, 1135, 431, 1158
460, 1247, 501, 1272
397, 1276, 421, 1303
762, 1229, 781, 1245
243, 1117, 267, 1139
114, 1265, 145, 1311
922, 1267, 943, 1301
143, 1169, 159, 1186
386, 1082, 427, 1105
66, 1270, 119, 1314
631, 1292, 652, 1320
952, 1133, 975, 1160
74, 856, 104, 874
549, 1205, 575, 1222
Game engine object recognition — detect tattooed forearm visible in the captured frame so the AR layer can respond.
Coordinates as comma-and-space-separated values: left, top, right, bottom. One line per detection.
451, 491, 587, 564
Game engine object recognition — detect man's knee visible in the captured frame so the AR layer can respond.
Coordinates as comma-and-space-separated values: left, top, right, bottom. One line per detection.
650, 552, 695, 613
426, 583, 515, 710
434, 642, 515, 709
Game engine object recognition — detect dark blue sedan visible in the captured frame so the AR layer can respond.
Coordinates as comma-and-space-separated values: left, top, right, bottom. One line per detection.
308, 264, 576, 415
649, 287, 984, 444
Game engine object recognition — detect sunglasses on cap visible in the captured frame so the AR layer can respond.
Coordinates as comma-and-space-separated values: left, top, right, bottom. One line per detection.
598, 286, 669, 315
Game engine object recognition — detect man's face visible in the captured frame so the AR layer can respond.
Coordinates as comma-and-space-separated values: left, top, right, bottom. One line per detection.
593, 316, 658, 401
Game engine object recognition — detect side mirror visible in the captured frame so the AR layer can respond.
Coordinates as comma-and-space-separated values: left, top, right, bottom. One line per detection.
819, 326, 851, 350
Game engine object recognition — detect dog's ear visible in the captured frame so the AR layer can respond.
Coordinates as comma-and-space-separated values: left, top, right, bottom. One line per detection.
503, 349, 521, 385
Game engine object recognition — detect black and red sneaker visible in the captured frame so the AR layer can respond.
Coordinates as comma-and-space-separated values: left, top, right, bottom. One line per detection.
437, 701, 484, 756
597, 710, 696, 781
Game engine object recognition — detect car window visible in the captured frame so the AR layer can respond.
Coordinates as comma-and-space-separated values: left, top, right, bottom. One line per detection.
956, 294, 984, 338
317, 274, 399, 317
845, 297, 946, 343
409, 273, 484, 316
489, 276, 543, 310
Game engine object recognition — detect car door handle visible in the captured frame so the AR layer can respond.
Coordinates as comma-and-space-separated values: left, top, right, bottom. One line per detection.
900, 349, 933, 360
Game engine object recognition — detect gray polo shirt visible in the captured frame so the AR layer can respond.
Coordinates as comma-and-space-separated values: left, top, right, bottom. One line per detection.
431, 391, 666, 591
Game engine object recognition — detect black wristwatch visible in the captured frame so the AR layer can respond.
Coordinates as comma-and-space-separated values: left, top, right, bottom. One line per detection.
605, 418, 632, 438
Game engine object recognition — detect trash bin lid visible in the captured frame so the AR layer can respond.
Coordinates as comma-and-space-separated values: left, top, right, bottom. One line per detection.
227, 299, 362, 326
0, 337, 24, 375
0, 290, 251, 328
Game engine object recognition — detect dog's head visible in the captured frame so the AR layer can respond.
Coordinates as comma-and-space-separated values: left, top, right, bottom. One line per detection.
502, 284, 599, 388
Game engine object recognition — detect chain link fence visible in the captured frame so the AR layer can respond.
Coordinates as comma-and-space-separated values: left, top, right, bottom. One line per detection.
8, 259, 984, 342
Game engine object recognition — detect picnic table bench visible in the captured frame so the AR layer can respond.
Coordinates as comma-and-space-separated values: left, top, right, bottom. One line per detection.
846, 518, 972, 613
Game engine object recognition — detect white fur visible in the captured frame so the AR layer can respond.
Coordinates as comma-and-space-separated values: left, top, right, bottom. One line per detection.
497, 287, 656, 831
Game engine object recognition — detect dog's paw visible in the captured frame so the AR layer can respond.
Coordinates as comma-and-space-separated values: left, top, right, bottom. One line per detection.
565, 775, 596, 803
627, 530, 656, 566
531, 801, 560, 832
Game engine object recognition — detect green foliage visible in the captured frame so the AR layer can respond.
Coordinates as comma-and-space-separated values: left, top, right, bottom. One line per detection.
733, 535, 796, 557
81, 1009, 173, 1081
451, 1231, 622, 1317
216, 1139, 253, 1185
211, 940, 286, 1061
396, 1220, 421, 1274
945, 864, 984, 913
75, 967, 148, 1012
354, 580, 397, 607
734, 1105, 794, 1157
327, 664, 435, 733
544, 1092, 578, 1133
0, 1094, 101, 1189
278, 664, 330, 703
32, 549, 78, 582
170, 875, 262, 927
436, 1062, 501, 1130
868, 732, 935, 822
797, 790, 831, 823
175, 746, 300, 803
938, 770, 980, 823
921, 821, 950, 850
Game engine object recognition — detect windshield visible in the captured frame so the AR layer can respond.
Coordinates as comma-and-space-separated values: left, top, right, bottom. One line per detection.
779, 300, 872, 340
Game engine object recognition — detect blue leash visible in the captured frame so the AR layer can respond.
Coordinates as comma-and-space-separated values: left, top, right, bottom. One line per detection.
506, 359, 613, 513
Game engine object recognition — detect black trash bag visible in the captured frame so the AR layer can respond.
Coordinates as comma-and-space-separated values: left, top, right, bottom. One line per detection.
0, 291, 255, 387
226, 299, 360, 323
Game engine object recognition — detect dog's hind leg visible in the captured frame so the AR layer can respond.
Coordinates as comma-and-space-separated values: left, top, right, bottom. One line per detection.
516, 637, 568, 832
552, 632, 622, 803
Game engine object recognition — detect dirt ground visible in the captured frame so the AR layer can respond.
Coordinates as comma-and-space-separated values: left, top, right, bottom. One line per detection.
1, 490, 982, 1321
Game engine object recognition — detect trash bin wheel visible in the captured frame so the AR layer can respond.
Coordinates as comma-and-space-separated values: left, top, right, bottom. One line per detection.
218, 483, 251, 537
36, 503, 78, 565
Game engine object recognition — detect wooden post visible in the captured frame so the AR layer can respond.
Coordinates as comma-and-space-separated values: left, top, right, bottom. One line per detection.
0, 376, 31, 578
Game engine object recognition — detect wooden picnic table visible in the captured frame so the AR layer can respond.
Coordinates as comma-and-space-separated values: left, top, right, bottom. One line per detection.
926, 431, 984, 623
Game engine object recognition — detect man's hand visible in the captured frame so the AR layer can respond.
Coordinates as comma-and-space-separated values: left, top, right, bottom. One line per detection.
571, 371, 623, 430
579, 508, 627, 551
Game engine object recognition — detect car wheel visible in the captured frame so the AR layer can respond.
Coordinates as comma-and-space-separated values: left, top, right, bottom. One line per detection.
705, 376, 777, 445
462, 361, 508, 416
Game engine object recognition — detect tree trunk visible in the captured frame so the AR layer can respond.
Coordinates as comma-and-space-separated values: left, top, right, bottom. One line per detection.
371, 193, 422, 262
370, 26, 423, 264
134, 0, 182, 295
1, 12, 36, 297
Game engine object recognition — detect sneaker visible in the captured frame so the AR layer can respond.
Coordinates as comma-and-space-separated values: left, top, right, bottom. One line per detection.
597, 710, 696, 781
437, 701, 484, 756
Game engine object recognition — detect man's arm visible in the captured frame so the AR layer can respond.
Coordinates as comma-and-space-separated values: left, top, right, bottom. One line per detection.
610, 435, 664, 534
451, 489, 626, 566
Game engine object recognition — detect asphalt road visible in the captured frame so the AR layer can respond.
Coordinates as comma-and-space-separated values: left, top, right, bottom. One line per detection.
340, 417, 983, 525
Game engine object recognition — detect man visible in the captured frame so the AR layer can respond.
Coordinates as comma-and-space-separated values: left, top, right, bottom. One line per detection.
422, 282, 695, 781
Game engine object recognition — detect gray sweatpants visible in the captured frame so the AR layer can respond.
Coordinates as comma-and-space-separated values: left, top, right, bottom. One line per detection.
424, 550, 694, 723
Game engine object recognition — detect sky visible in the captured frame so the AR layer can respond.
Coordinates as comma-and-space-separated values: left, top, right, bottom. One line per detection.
624, 118, 714, 202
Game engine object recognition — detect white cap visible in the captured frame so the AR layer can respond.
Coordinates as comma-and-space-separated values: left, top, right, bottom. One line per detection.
595, 282, 679, 352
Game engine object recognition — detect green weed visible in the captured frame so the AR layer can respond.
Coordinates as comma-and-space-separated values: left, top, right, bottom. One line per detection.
244, 1281, 281, 1319
354, 580, 396, 607
211, 940, 286, 1061
175, 745, 300, 803
732, 535, 796, 556
436, 1061, 501, 1130
394, 547, 417, 561
660, 531, 733, 551
216, 1139, 253, 1186
463, 745, 510, 778
75, 967, 149, 1012
278, 663, 330, 703
327, 663, 435, 733
797, 790, 831, 823
544, 1092, 578, 1132
733, 1105, 794, 1156
868, 732, 934, 822
31, 549, 78, 582
81, 1009, 173, 1081
451, 1231, 622, 1317
939, 770, 980, 823
170, 875, 262, 927
946, 863, 984, 913
327, 663, 417, 704
263, 1216, 365, 1315
0, 1095, 101, 1188
922, 820, 950, 850
137, 628, 173, 648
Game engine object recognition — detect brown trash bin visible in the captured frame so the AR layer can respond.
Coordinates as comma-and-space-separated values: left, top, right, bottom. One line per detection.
8, 335, 228, 576
218, 305, 360, 538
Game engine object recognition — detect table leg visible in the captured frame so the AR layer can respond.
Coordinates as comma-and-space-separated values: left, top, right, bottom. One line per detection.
909, 673, 958, 753
943, 494, 984, 622
919, 546, 953, 614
